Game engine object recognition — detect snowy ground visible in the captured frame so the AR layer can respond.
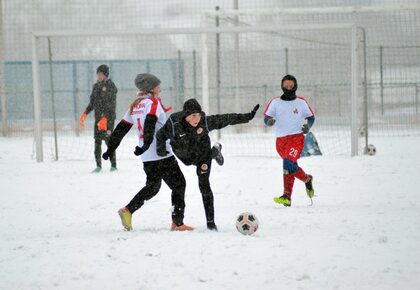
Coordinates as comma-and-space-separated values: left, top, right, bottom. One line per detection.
1, 136, 420, 290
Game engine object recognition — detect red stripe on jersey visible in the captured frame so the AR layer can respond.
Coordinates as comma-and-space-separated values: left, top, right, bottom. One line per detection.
297, 96, 315, 117
122, 118, 133, 125
148, 97, 159, 117
157, 97, 172, 112
264, 96, 280, 117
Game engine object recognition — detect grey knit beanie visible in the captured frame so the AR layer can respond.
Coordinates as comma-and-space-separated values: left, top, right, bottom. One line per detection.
134, 73, 161, 92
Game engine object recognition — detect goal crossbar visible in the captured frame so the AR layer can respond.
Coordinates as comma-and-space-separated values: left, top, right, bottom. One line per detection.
31, 24, 362, 162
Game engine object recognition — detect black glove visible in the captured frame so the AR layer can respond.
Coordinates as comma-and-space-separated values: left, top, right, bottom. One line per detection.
207, 221, 218, 231
249, 104, 260, 119
134, 146, 146, 156
102, 150, 112, 160
156, 146, 169, 157
301, 124, 310, 134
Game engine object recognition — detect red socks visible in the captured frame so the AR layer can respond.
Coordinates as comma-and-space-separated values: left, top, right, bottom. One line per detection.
295, 167, 309, 182
283, 167, 309, 198
283, 173, 295, 199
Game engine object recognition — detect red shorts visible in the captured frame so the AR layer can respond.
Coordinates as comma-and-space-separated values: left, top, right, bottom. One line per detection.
276, 134, 305, 162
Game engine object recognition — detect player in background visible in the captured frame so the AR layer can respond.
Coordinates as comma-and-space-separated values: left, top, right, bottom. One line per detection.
79, 64, 118, 173
156, 98, 259, 231
264, 75, 315, 207
102, 73, 193, 232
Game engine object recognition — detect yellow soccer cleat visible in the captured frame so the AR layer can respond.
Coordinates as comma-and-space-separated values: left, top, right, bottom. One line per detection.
118, 207, 133, 231
273, 195, 291, 207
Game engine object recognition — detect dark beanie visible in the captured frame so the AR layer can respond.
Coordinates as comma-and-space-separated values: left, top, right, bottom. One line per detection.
281, 74, 298, 88
281, 74, 298, 100
96, 64, 109, 77
183, 98, 202, 115
135, 73, 161, 92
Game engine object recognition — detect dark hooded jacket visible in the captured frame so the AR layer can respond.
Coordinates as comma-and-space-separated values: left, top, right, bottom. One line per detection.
84, 79, 118, 136
156, 104, 253, 165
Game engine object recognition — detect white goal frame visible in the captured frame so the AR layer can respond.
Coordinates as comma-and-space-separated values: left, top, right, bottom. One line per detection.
31, 24, 363, 162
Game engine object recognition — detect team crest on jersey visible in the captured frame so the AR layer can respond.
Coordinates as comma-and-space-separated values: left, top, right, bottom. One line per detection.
201, 163, 208, 171
197, 128, 203, 134
102, 86, 107, 92
293, 108, 299, 114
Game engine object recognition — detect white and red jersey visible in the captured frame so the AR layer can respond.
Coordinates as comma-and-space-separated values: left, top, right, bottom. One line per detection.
122, 96, 173, 162
264, 96, 314, 138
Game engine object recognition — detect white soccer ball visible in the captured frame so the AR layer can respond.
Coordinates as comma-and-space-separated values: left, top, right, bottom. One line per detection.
235, 212, 259, 235
366, 144, 376, 156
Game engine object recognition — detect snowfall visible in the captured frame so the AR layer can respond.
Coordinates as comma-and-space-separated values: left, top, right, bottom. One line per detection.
1, 135, 419, 290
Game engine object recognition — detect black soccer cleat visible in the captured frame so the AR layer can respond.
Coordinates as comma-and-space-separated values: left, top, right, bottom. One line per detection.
212, 142, 224, 166
207, 221, 218, 231
305, 175, 314, 198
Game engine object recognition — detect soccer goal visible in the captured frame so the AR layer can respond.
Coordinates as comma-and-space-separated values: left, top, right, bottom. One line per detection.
31, 24, 367, 162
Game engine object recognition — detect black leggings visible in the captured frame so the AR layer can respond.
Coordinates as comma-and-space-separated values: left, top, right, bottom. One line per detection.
126, 156, 186, 226
196, 158, 214, 224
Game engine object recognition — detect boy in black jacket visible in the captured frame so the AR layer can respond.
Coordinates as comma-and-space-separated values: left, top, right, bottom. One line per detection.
156, 98, 259, 231
80, 64, 118, 173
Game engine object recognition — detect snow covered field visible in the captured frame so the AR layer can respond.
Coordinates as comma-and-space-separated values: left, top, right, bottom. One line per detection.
1, 136, 420, 290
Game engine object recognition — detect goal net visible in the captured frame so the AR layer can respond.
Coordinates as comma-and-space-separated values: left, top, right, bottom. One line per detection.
31, 25, 366, 162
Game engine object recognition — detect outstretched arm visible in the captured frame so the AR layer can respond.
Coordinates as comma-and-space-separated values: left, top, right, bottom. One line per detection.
207, 104, 260, 131
102, 120, 132, 160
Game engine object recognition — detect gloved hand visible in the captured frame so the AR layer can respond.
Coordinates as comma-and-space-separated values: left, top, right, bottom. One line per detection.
301, 124, 310, 134
265, 117, 276, 127
207, 221, 218, 231
97, 116, 107, 131
156, 146, 169, 157
79, 112, 87, 128
102, 149, 112, 160
249, 104, 260, 119
134, 146, 146, 156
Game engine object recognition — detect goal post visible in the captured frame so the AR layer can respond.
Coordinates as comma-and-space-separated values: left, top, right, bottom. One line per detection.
31, 24, 365, 162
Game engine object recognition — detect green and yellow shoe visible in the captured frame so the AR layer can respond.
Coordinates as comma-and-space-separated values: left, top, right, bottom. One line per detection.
305, 175, 314, 198
118, 207, 133, 231
273, 195, 291, 207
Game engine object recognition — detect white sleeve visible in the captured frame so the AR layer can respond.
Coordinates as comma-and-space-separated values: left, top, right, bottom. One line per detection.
264, 99, 276, 118
302, 99, 314, 118
122, 109, 134, 125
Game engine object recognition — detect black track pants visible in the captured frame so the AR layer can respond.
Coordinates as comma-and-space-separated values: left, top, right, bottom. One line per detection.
126, 156, 186, 226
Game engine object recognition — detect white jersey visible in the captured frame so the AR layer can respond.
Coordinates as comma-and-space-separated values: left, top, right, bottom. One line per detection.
264, 96, 314, 138
122, 96, 173, 162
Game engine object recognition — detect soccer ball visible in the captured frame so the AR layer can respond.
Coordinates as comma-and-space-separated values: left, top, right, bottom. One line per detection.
365, 144, 376, 156
235, 212, 259, 235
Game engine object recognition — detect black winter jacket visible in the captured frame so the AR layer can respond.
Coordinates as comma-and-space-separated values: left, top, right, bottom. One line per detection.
156, 111, 253, 165
85, 79, 118, 122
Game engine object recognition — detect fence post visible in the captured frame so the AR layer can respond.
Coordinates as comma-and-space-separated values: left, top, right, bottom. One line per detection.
73, 62, 79, 136
48, 38, 58, 160
32, 33, 43, 162
379, 46, 384, 115
0, 0, 7, 136
177, 50, 185, 107
350, 26, 359, 157
215, 6, 221, 140
192, 49, 197, 99
416, 84, 419, 115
